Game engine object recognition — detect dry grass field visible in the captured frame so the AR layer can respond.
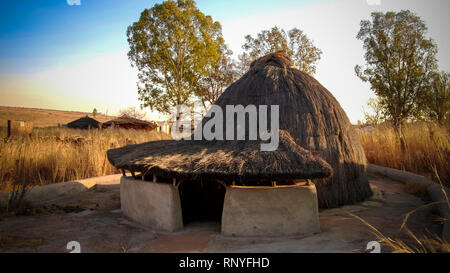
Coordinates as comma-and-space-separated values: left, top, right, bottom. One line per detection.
357, 123, 450, 187
0, 127, 170, 193
0, 106, 115, 128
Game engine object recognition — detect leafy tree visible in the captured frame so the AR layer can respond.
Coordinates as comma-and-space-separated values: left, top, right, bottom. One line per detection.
355, 10, 438, 146
425, 71, 450, 126
92, 108, 98, 117
236, 52, 252, 77
127, 0, 225, 115
363, 98, 385, 126
240, 26, 322, 75
119, 106, 147, 120
194, 44, 238, 109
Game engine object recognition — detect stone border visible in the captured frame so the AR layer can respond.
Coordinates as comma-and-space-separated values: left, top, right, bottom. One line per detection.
0, 174, 121, 208
367, 164, 450, 242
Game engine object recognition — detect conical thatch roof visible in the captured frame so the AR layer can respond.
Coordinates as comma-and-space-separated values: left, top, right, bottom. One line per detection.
104, 116, 157, 129
212, 51, 371, 208
107, 130, 332, 182
67, 116, 101, 129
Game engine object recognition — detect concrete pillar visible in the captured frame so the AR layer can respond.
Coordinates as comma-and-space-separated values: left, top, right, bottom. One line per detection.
221, 184, 320, 236
120, 176, 183, 232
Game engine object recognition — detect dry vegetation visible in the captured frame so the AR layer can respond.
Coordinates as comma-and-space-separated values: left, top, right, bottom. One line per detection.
0, 127, 170, 193
0, 106, 115, 128
357, 122, 450, 187
351, 212, 450, 253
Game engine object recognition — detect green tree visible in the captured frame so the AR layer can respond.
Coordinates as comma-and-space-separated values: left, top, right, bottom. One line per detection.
355, 10, 438, 146
240, 26, 322, 75
425, 71, 450, 126
194, 44, 238, 109
127, 0, 225, 115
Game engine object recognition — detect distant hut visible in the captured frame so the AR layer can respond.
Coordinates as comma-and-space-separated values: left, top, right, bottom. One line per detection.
103, 116, 157, 131
67, 116, 102, 129
108, 52, 372, 209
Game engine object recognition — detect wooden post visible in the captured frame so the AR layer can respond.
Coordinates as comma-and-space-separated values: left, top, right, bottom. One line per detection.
272, 181, 277, 187
153, 174, 157, 183
216, 179, 226, 188
172, 177, 176, 186
121, 169, 126, 176
7, 120, 11, 138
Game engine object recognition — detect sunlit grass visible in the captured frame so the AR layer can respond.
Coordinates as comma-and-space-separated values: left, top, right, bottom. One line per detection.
0, 127, 170, 193
357, 122, 450, 186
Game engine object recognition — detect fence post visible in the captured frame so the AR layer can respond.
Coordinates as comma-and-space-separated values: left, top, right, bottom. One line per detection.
7, 120, 11, 138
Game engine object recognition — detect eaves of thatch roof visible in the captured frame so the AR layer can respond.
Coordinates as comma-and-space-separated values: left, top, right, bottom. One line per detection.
107, 130, 332, 183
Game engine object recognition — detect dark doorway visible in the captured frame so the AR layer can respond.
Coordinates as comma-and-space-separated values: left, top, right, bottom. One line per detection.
178, 180, 226, 225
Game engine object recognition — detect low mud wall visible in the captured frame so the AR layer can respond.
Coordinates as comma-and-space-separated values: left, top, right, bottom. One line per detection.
367, 164, 450, 242
0, 174, 121, 208
120, 177, 183, 232
222, 184, 320, 236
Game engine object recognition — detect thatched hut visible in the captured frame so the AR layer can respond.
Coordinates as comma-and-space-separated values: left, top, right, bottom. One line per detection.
108, 51, 372, 212
103, 116, 157, 131
67, 116, 102, 129
218, 51, 371, 208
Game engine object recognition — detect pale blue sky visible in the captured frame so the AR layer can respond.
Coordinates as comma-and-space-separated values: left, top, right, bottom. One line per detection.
1, 0, 449, 122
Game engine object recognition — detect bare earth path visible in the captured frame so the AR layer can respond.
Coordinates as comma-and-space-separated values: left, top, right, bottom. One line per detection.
0, 174, 441, 253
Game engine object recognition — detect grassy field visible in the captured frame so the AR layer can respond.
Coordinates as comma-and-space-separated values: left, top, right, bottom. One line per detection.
0, 106, 115, 128
357, 122, 450, 187
0, 127, 170, 193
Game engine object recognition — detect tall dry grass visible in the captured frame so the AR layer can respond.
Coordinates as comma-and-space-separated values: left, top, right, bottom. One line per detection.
0, 127, 170, 193
357, 122, 450, 186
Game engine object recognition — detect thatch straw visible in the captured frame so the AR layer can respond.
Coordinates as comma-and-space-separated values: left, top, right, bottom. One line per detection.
107, 130, 332, 184
67, 116, 102, 129
104, 116, 156, 129
204, 51, 372, 207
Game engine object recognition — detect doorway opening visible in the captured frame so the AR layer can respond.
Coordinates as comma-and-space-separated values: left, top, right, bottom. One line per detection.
178, 179, 226, 225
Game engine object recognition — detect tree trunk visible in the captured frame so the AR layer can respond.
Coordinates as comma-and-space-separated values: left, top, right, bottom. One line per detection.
393, 119, 407, 152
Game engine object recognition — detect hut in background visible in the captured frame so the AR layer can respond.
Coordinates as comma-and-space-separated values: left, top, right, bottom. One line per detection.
67, 116, 102, 129
103, 116, 157, 131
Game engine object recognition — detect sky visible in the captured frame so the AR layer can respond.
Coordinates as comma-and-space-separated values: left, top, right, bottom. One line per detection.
0, 0, 449, 123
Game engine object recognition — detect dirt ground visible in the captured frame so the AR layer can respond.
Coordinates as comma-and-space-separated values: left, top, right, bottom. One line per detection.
0, 174, 442, 253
